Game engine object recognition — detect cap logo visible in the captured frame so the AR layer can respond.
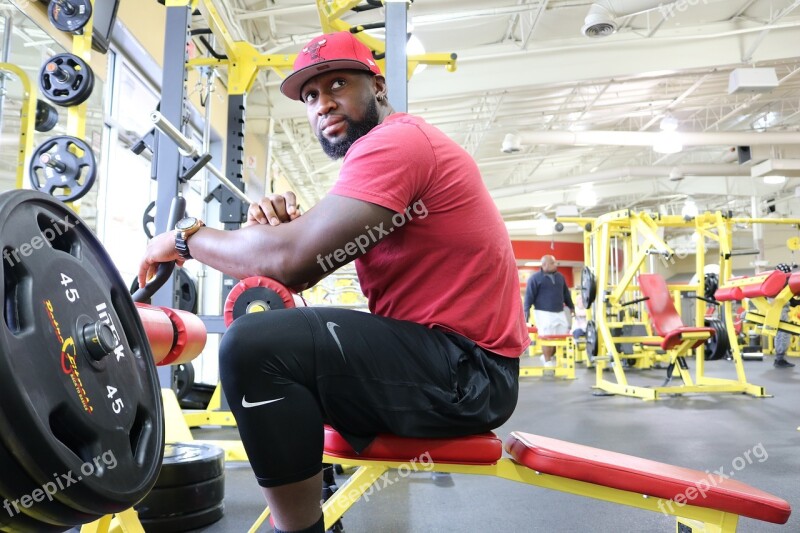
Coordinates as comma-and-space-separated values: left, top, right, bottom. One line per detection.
302, 38, 328, 63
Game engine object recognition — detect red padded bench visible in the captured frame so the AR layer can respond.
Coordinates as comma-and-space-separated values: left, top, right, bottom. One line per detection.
505, 432, 791, 525
324, 425, 502, 466
319, 426, 791, 528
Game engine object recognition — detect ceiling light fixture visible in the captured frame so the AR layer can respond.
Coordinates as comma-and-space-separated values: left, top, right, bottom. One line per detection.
653, 115, 683, 154
763, 175, 787, 185
681, 198, 699, 219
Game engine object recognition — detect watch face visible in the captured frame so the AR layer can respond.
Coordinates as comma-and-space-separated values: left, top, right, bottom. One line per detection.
176, 217, 198, 231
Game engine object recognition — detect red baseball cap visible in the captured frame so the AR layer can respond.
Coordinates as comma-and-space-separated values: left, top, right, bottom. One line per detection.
280, 32, 382, 101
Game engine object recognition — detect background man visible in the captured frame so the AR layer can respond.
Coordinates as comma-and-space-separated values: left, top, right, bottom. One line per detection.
524, 255, 575, 366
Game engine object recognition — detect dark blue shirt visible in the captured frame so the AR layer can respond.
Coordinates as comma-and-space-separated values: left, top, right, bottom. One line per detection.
523, 269, 574, 321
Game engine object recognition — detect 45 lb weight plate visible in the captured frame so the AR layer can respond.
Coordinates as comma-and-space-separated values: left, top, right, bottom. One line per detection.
0, 190, 164, 521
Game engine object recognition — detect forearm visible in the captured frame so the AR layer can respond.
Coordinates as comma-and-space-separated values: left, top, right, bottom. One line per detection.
185, 225, 315, 286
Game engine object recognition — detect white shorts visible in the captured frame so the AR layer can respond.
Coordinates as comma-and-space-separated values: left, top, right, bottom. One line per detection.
534, 309, 570, 336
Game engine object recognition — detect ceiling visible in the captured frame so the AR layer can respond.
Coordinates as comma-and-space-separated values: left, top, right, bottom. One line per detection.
198, 0, 800, 236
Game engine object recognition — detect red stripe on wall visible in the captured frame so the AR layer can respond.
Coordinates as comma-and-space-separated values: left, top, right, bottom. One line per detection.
511, 241, 585, 263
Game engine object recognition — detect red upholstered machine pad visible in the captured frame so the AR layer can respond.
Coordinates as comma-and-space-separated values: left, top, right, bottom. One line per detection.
323, 426, 502, 465
789, 272, 800, 295
638, 274, 714, 350
738, 270, 788, 299
505, 432, 791, 525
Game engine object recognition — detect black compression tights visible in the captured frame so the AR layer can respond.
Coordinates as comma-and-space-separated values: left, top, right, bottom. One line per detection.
219, 309, 324, 487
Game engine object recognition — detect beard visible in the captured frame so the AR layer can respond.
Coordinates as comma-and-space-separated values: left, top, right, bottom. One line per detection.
318, 98, 381, 160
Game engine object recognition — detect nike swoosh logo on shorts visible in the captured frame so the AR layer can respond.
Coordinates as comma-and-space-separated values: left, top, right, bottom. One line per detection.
241, 396, 285, 408
327, 321, 346, 363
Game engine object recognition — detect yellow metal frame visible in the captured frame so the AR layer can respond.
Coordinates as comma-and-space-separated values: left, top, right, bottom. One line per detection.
520, 335, 576, 379
80, 509, 144, 533
248, 452, 744, 533
162, 388, 248, 462
731, 283, 800, 338
179, 0, 457, 95
0, 63, 36, 188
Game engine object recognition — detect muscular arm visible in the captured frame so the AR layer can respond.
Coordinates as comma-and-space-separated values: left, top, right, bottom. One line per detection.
139, 194, 396, 288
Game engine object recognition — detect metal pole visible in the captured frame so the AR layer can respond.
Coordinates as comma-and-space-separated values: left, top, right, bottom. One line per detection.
751, 196, 765, 274
0, 14, 14, 136
384, 0, 409, 112
151, 110, 252, 205
265, 117, 274, 193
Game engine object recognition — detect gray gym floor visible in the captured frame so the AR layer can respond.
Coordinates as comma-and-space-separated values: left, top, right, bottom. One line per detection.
188, 355, 799, 533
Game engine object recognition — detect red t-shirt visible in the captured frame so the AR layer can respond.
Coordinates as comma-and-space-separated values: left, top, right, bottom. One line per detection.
329, 113, 529, 358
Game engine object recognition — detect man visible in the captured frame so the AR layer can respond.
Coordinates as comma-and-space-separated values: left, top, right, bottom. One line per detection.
523, 255, 575, 366
139, 31, 529, 533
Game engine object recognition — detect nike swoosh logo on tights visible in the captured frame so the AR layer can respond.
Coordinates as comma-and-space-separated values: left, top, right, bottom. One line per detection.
327, 321, 346, 363
241, 396, 285, 409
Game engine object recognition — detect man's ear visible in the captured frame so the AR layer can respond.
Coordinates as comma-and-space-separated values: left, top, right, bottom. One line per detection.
373, 75, 388, 100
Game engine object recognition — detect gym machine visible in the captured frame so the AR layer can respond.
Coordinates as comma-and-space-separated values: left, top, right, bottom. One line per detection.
560, 210, 769, 400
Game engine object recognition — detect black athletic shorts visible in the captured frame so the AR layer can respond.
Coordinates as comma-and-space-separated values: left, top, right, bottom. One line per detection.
219, 306, 520, 487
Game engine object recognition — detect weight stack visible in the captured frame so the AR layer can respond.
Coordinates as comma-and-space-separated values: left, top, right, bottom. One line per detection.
135, 442, 225, 532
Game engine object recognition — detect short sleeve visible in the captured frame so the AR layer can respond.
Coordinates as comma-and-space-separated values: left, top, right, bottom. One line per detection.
330, 119, 436, 213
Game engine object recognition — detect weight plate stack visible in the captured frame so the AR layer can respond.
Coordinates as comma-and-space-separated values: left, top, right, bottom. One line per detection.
704, 317, 730, 361
135, 442, 225, 532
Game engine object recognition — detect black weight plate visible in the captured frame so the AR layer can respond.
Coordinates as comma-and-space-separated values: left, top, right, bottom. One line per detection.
176, 268, 198, 314
154, 443, 225, 489
138, 502, 224, 533
714, 319, 730, 360
29, 136, 97, 203
231, 286, 286, 321
581, 266, 597, 308
586, 320, 598, 358
48, 0, 92, 34
0, 501, 75, 533
172, 363, 194, 402
703, 318, 717, 360
704, 318, 729, 361
39, 53, 94, 107
0, 431, 99, 528
136, 475, 224, 519
34, 100, 59, 133
0, 190, 164, 517
704, 273, 719, 301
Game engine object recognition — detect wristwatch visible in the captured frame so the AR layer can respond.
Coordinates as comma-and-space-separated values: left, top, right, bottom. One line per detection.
174, 217, 205, 260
